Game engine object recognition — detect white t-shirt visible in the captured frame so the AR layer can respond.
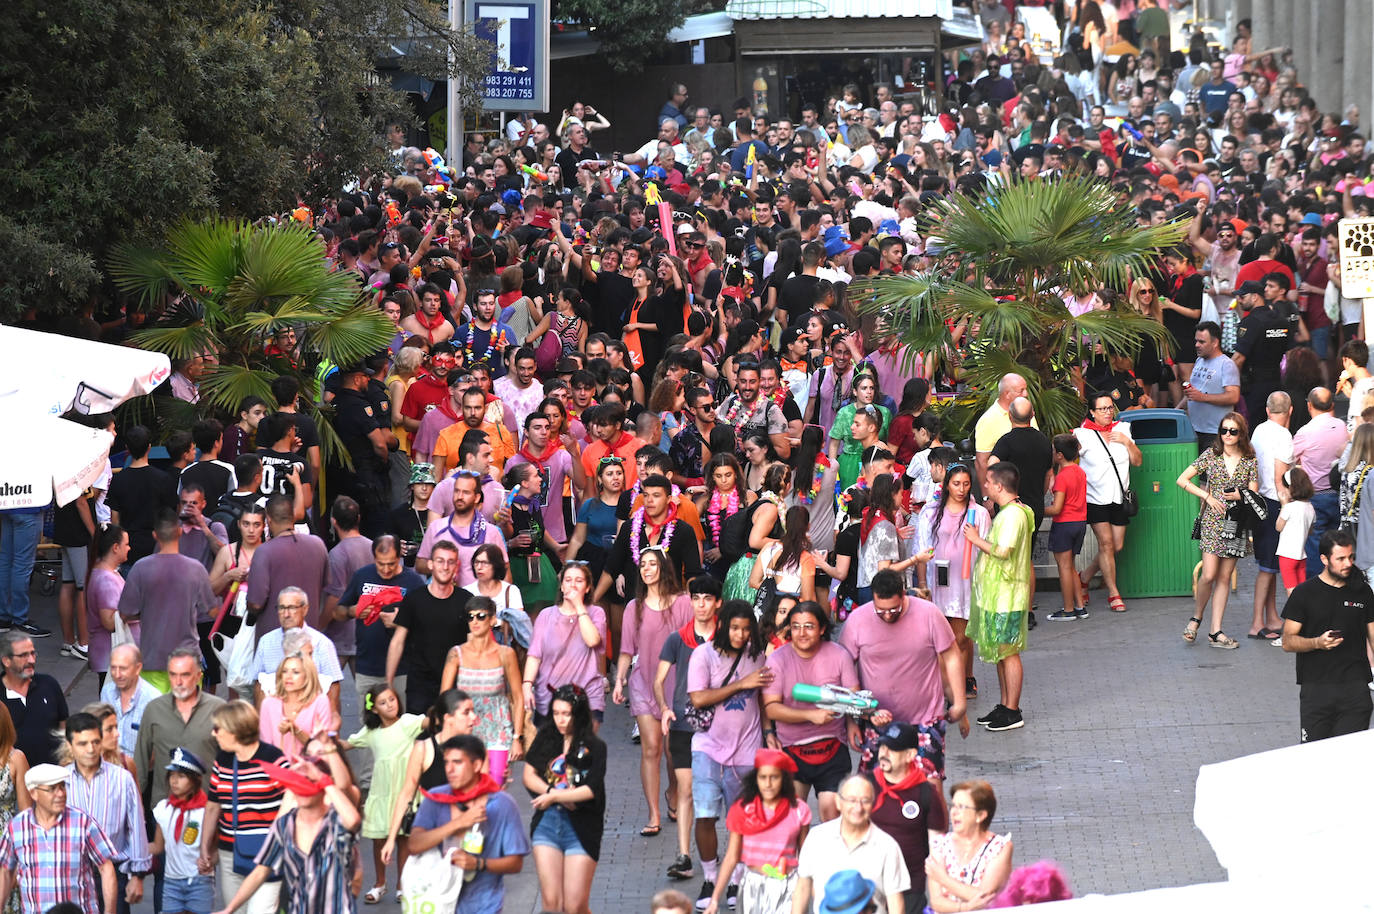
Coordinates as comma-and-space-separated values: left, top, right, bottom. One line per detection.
1073, 423, 1135, 507
1348, 376, 1374, 432
1250, 420, 1295, 501
154, 797, 207, 879
1277, 500, 1315, 560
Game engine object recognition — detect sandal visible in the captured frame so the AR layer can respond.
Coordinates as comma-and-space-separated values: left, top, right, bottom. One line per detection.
1208, 631, 1240, 650
1108, 594, 1127, 613
1246, 628, 1281, 641
665, 789, 678, 822
364, 886, 385, 905
1183, 617, 1202, 643
1079, 572, 1093, 606
640, 824, 662, 837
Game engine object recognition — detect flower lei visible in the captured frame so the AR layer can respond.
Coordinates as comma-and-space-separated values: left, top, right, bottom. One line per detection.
837, 476, 868, 513
631, 501, 678, 565
722, 394, 768, 427
460, 323, 508, 367
799, 457, 830, 506
706, 489, 741, 545
757, 491, 785, 532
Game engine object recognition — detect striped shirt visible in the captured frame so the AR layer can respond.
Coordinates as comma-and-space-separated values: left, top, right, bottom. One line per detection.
255, 807, 358, 914
0, 807, 118, 914
64, 760, 151, 872
207, 744, 286, 850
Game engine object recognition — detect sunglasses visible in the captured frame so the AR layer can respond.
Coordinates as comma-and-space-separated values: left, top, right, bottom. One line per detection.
454, 469, 483, 479
1220, 427, 1241, 436
469, 611, 493, 621
598, 457, 624, 467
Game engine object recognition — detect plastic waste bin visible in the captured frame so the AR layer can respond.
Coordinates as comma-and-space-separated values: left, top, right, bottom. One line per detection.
1114, 408, 1200, 598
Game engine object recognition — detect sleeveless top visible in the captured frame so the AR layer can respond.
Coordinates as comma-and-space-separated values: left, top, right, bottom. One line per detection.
457, 663, 514, 748
418, 734, 447, 790
555, 312, 583, 356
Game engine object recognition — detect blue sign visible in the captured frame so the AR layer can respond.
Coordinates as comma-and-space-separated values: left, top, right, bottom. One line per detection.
466, 0, 549, 113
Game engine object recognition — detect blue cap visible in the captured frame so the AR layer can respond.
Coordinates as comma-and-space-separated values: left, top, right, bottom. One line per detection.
165, 747, 206, 776
1301, 212, 1323, 226
877, 218, 901, 236
646, 165, 668, 182
823, 224, 850, 257
818, 871, 878, 914
501, 189, 523, 210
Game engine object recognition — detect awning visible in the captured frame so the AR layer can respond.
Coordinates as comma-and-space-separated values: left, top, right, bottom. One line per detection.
551, 11, 734, 60
0, 326, 171, 417
0, 410, 114, 509
725, 0, 951, 18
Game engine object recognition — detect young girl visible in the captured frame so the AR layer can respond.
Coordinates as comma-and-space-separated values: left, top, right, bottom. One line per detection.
696, 453, 753, 579
499, 463, 560, 607
345, 684, 425, 904
150, 748, 214, 914
1276, 468, 1316, 594
703, 749, 811, 914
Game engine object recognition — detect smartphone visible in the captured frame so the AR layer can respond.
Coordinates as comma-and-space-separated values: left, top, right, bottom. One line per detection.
1329, 629, 1343, 639
613, 151, 622, 162
935, 560, 950, 587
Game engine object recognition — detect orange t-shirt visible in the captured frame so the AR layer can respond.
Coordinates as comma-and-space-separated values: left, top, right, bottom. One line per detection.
581, 433, 642, 489
434, 419, 516, 477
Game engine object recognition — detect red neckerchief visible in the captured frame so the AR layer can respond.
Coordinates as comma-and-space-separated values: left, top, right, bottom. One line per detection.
677, 620, 716, 649
859, 504, 895, 544
1081, 418, 1120, 434
421, 774, 501, 804
872, 765, 927, 811
726, 796, 794, 836
1170, 265, 1196, 297
414, 308, 448, 342
167, 790, 207, 842
645, 502, 678, 542
519, 442, 556, 471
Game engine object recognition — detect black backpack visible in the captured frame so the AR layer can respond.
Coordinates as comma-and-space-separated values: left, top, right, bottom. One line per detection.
212, 492, 260, 542
718, 502, 757, 563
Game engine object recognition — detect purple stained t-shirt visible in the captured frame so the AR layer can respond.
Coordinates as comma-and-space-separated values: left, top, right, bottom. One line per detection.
839, 597, 955, 726
244, 532, 329, 638
117, 553, 216, 670
620, 594, 692, 718
764, 642, 859, 747
528, 604, 609, 714
415, 514, 508, 587
504, 448, 575, 541
321, 535, 374, 657
686, 642, 767, 767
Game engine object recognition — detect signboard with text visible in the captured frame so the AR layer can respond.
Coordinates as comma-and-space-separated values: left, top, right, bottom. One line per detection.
465, 0, 549, 113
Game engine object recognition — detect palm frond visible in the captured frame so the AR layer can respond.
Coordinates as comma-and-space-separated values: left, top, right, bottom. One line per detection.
108, 244, 177, 312
165, 220, 248, 301
196, 364, 279, 414
127, 323, 217, 361
307, 303, 398, 365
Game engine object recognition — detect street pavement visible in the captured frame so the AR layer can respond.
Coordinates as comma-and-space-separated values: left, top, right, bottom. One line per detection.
31, 552, 1316, 912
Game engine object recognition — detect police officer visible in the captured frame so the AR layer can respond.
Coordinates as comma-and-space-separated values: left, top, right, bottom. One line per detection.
330, 359, 396, 538
1232, 278, 1293, 423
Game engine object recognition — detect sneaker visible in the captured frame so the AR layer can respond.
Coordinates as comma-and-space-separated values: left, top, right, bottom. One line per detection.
667, 854, 694, 880
976, 704, 1006, 726
59, 643, 74, 658
695, 881, 715, 911
1027, 609, 1038, 631
1046, 608, 1087, 621
631, 721, 641, 744
0, 621, 14, 633
727, 884, 738, 909
986, 707, 1025, 731
15, 623, 51, 638
71, 643, 88, 660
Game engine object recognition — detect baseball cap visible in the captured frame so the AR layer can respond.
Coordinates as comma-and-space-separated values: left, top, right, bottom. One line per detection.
1235, 280, 1265, 296
877, 722, 921, 751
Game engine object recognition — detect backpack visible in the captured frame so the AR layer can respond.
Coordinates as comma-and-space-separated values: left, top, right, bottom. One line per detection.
212, 492, 259, 542
719, 499, 768, 564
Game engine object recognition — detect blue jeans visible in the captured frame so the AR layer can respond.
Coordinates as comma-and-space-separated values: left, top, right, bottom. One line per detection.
1306, 491, 1340, 577
0, 512, 41, 625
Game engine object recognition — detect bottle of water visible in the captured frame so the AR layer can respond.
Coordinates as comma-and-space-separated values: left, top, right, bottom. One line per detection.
462, 821, 485, 882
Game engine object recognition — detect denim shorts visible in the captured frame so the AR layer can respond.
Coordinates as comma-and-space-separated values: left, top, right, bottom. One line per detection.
162, 874, 215, 914
691, 751, 749, 819
532, 804, 589, 856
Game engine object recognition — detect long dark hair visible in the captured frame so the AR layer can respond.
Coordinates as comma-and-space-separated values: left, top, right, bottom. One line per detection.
424, 688, 472, 737
736, 761, 798, 808
705, 452, 747, 503
789, 426, 826, 499
897, 378, 931, 417
860, 473, 899, 544
631, 546, 683, 625
929, 461, 974, 552
774, 506, 812, 572
362, 683, 403, 730
785, 600, 832, 642
744, 431, 781, 466
712, 599, 763, 659
761, 462, 792, 495
545, 683, 596, 749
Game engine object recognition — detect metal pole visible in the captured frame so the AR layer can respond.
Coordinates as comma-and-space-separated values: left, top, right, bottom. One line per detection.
447, 0, 464, 166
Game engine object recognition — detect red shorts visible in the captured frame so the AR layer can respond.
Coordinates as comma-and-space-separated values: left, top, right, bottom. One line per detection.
1279, 556, 1307, 591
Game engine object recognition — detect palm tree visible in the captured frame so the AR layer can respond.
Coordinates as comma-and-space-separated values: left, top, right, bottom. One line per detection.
858, 176, 1187, 436
110, 218, 394, 462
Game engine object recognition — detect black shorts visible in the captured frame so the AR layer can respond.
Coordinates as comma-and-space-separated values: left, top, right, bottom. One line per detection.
1048, 520, 1087, 555
784, 740, 852, 794
1086, 503, 1131, 528
668, 728, 694, 770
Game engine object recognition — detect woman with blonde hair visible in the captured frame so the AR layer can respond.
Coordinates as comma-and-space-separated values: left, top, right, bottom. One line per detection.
1126, 277, 1167, 405
387, 346, 425, 453
258, 652, 334, 756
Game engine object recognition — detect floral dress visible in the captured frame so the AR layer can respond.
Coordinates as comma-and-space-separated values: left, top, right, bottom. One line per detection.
0, 765, 20, 914
1190, 450, 1257, 558
929, 831, 1012, 905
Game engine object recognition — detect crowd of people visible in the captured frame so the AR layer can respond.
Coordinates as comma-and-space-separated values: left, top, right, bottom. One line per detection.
4, 2, 1374, 912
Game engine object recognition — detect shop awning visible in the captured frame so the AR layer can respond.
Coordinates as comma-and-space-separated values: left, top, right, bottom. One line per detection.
550, 11, 734, 60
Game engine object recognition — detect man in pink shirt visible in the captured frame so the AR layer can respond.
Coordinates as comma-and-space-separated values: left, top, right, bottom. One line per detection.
1291, 387, 1348, 576
839, 570, 969, 784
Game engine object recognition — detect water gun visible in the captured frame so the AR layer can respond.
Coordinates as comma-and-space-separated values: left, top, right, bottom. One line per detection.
356, 586, 406, 626
422, 148, 454, 184
792, 684, 878, 718
385, 200, 402, 227
746, 142, 757, 180
521, 164, 549, 184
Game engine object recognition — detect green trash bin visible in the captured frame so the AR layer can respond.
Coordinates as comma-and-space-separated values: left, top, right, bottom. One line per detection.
1114, 408, 1200, 598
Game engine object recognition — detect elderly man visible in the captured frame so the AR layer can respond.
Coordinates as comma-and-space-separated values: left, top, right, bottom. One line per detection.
793, 774, 910, 914
0, 763, 119, 914
134, 647, 225, 809
867, 724, 947, 913
99, 644, 163, 757
973, 373, 1036, 496
65, 711, 149, 910
0, 631, 68, 766
250, 587, 343, 711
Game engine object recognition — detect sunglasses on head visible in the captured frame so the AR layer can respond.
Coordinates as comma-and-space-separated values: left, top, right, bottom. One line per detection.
598, 457, 624, 467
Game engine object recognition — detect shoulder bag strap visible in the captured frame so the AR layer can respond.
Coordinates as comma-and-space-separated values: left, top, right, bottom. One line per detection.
1345, 465, 1372, 523
720, 649, 746, 690
1093, 429, 1129, 502
231, 756, 240, 836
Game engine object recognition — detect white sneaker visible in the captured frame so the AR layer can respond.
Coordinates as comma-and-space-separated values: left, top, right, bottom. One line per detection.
71, 643, 89, 660
59, 643, 74, 658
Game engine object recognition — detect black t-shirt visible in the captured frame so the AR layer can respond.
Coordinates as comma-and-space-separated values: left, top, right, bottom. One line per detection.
3, 674, 68, 766
868, 778, 947, 899
778, 396, 802, 425
604, 517, 702, 586
255, 448, 310, 500
835, 523, 861, 599
588, 270, 634, 336
394, 585, 471, 681
52, 495, 94, 549
990, 427, 1054, 527
555, 145, 600, 181
1235, 305, 1293, 384
1281, 575, 1374, 684
106, 465, 177, 561
641, 288, 687, 372
779, 275, 820, 323
385, 503, 429, 566
284, 410, 320, 458
180, 460, 235, 507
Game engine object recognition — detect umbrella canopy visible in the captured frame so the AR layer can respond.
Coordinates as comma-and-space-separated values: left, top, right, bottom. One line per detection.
0, 325, 171, 416
0, 410, 115, 509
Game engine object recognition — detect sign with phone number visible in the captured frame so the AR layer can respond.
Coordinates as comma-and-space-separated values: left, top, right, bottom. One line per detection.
465, 0, 548, 113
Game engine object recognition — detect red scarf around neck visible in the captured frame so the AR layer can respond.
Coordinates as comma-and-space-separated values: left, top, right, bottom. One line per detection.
677, 619, 716, 650
421, 773, 501, 804
1081, 418, 1119, 434
726, 795, 795, 836
872, 764, 927, 811
519, 442, 557, 470
415, 308, 449, 341
167, 790, 207, 842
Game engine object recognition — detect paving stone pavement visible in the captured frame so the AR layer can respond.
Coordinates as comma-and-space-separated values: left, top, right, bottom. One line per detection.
35, 553, 1328, 912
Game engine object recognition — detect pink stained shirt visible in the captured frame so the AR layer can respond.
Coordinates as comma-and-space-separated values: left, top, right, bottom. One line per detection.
839, 596, 955, 727
764, 642, 859, 747
258, 691, 333, 758
415, 513, 508, 587
620, 594, 692, 718
739, 800, 813, 869
528, 604, 609, 714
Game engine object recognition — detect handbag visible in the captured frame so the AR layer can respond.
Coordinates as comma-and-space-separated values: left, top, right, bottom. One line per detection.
209, 548, 258, 691
1093, 429, 1138, 518
400, 846, 464, 914
750, 546, 780, 619
683, 650, 745, 732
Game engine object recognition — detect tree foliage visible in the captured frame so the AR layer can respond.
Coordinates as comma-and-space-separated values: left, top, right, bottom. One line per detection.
553, 0, 686, 74
110, 219, 395, 462
1, 0, 490, 319
858, 176, 1187, 437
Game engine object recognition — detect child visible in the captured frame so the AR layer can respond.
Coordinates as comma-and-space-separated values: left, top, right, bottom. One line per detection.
150, 748, 213, 914
1276, 468, 1316, 593
344, 684, 425, 904
1045, 435, 1090, 621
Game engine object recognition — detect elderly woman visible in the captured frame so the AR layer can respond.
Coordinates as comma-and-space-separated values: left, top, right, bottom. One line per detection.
925, 780, 1013, 912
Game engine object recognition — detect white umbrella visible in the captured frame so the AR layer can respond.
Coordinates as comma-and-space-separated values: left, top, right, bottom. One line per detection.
0, 325, 171, 416
0, 409, 114, 509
